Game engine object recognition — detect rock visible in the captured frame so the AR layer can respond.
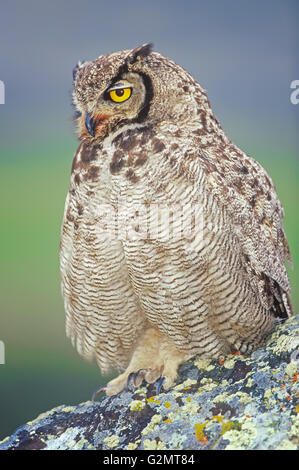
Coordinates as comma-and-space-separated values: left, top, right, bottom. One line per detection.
1, 316, 298, 450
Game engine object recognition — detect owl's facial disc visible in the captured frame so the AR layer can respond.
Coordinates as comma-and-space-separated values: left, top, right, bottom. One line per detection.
81, 73, 147, 139
83, 79, 134, 136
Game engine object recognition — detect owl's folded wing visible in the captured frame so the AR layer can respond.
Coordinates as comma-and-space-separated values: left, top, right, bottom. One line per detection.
183, 147, 293, 318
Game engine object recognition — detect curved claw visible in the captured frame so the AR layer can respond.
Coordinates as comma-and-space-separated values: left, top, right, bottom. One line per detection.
133, 369, 145, 386
91, 386, 107, 402
155, 376, 165, 396
126, 372, 135, 390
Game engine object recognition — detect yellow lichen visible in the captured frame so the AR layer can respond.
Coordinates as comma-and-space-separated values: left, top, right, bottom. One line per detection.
174, 378, 197, 391
209, 417, 242, 449
143, 439, 167, 450
135, 386, 147, 395
173, 391, 183, 398
181, 402, 200, 415
200, 378, 218, 392
194, 422, 208, 444
276, 439, 297, 450
141, 414, 163, 436
246, 377, 254, 387
194, 357, 215, 371
220, 420, 240, 436
128, 400, 145, 411
213, 390, 253, 405
223, 417, 257, 450
0, 436, 9, 445
64, 427, 74, 434
104, 435, 120, 449
146, 396, 160, 404
167, 412, 178, 422
270, 334, 299, 354
26, 407, 58, 427
264, 389, 272, 399
289, 413, 299, 439
220, 379, 229, 387
213, 415, 224, 423
127, 442, 139, 450
285, 361, 298, 377
152, 414, 162, 424
223, 356, 236, 369
235, 392, 254, 405
65, 439, 78, 448
61, 406, 74, 413
213, 392, 230, 403
76, 438, 89, 449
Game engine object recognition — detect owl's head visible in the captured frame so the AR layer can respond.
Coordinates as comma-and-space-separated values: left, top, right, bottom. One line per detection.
72, 44, 210, 141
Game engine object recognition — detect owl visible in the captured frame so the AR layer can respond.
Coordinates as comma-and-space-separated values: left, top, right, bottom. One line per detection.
60, 44, 293, 397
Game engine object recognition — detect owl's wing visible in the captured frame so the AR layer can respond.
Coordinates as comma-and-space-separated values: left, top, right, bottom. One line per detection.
184, 147, 292, 318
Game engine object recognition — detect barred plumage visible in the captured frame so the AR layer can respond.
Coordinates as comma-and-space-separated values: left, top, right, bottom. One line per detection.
60, 44, 292, 395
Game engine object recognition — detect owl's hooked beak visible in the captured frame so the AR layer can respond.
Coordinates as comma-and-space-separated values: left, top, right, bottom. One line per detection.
85, 112, 96, 137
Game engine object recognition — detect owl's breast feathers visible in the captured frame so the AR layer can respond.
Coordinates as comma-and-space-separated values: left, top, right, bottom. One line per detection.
68, 122, 292, 325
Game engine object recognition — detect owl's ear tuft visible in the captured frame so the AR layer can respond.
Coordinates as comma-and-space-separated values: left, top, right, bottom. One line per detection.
72, 61, 89, 82
128, 43, 153, 65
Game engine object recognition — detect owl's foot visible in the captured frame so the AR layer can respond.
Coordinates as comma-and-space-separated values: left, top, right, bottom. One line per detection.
102, 327, 164, 396
94, 328, 188, 397
127, 367, 163, 388
92, 367, 164, 398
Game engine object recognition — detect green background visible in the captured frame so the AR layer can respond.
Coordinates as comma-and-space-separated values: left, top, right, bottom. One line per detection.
0, 0, 298, 440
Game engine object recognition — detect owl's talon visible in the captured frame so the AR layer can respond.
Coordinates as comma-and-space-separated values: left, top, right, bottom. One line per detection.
126, 372, 135, 389
91, 386, 107, 402
155, 376, 165, 395
133, 369, 145, 386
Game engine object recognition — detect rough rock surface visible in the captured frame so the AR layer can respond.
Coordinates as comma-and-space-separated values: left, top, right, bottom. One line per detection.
1, 316, 298, 450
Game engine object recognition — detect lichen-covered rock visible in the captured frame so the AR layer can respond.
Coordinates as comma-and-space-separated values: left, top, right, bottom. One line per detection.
1, 316, 298, 450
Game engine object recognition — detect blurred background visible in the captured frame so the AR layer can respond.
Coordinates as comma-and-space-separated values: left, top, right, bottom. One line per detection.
0, 0, 298, 440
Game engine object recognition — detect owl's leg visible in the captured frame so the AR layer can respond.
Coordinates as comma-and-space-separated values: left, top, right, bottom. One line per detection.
99, 328, 189, 397
103, 327, 164, 396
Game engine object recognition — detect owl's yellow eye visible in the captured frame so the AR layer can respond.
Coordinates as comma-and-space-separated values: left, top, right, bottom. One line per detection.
109, 87, 132, 103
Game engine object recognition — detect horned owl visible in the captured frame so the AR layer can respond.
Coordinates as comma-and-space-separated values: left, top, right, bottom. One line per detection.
60, 44, 293, 397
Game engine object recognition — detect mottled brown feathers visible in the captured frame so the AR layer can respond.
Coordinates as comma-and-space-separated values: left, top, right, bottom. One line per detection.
60, 45, 292, 396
